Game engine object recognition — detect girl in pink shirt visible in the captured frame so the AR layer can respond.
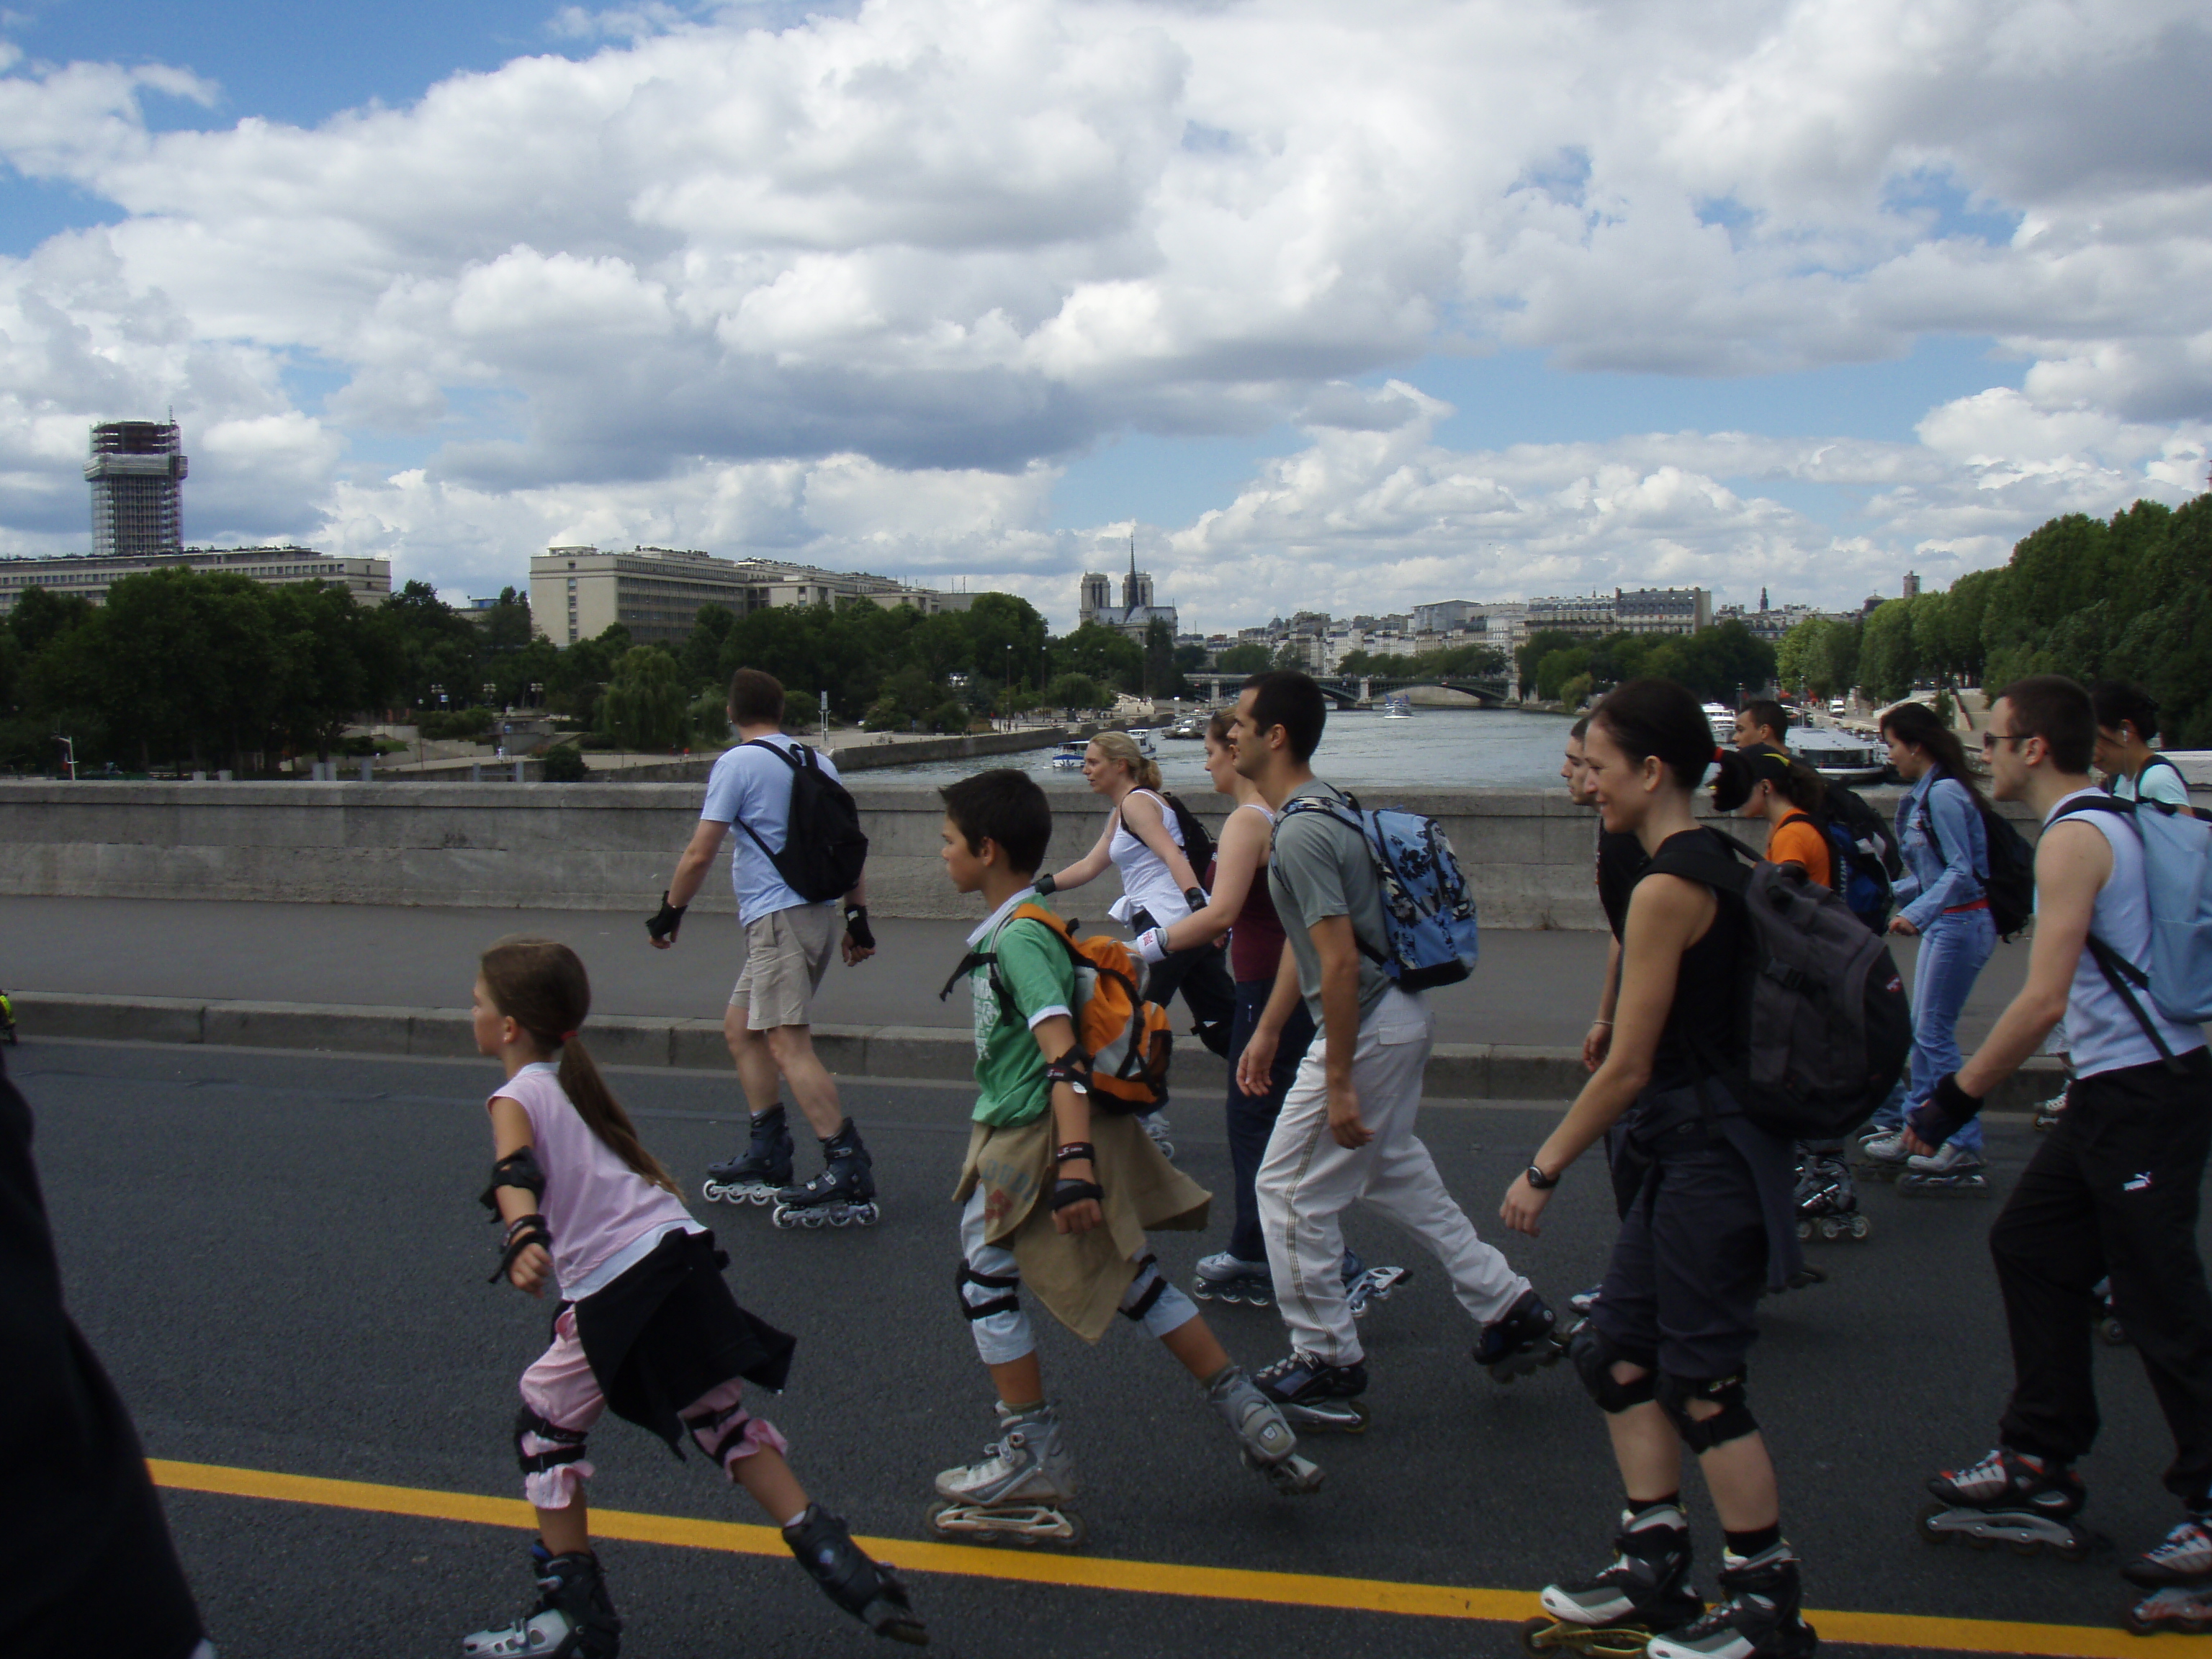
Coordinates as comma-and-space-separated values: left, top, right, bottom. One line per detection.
464, 936, 924, 1656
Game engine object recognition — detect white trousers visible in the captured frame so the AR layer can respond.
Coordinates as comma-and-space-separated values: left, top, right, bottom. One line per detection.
1256, 987, 1528, 1366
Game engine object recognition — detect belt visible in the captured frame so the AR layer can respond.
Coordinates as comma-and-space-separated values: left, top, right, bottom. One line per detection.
1943, 899, 1990, 914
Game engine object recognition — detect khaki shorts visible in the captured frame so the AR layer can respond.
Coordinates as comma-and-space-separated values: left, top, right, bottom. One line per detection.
732, 904, 839, 1030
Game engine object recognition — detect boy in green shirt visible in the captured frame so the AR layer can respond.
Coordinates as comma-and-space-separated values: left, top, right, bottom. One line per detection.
929, 769, 1322, 1545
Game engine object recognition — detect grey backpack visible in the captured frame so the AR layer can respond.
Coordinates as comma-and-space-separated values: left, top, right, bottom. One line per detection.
1646, 830, 1912, 1141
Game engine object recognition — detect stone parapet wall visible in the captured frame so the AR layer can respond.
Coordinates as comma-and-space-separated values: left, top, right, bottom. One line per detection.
0, 778, 2075, 927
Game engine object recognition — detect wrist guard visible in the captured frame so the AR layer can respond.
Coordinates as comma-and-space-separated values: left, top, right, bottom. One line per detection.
1051, 1176, 1105, 1213
1134, 926, 1169, 965
1033, 872, 1057, 896
842, 905, 875, 950
646, 890, 687, 943
490, 1213, 552, 1284
1055, 1142, 1096, 1165
479, 1146, 548, 1213
1043, 1050, 1092, 1096
1183, 886, 1208, 912
1909, 1072, 1982, 1149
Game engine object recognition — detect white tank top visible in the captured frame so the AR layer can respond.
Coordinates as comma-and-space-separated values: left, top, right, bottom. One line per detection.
2047, 788, 2208, 1079
1109, 788, 1193, 926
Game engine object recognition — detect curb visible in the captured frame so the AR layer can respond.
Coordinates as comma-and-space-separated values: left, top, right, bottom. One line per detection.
6, 991, 2064, 1109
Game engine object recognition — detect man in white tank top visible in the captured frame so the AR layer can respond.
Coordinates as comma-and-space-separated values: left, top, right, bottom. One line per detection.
1906, 676, 2212, 1601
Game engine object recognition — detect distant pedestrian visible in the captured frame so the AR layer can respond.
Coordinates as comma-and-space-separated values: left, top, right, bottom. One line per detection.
462, 937, 922, 1653
1233, 670, 1557, 1431
1860, 701, 1997, 1194
1036, 729, 1236, 1156
1732, 700, 1791, 751
1505, 677, 1818, 1659
1910, 678, 2212, 1635
650, 669, 882, 1228
2092, 681, 2198, 817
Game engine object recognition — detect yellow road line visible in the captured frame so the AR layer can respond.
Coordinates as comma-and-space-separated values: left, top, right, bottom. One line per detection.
148, 1460, 2206, 1658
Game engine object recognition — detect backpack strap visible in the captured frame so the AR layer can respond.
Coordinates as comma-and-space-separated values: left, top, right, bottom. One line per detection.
727, 738, 812, 866
2042, 795, 2187, 1074
937, 902, 1062, 1007
1272, 789, 1391, 968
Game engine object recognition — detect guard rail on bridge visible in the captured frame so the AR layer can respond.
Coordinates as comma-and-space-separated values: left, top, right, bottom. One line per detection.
1183, 672, 1511, 707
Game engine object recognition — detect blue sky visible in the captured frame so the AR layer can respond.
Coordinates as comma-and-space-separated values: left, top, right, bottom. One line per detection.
1, 0, 2203, 626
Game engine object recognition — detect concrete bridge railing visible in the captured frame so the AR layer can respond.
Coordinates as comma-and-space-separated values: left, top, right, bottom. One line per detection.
0, 778, 2065, 929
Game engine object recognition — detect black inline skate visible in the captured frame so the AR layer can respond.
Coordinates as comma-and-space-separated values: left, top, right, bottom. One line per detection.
1475, 1287, 1567, 1383
1645, 1543, 1816, 1659
2124, 1515, 2212, 1635
1794, 1149, 1869, 1242
1522, 1502, 1704, 1657
463, 1542, 621, 1658
1254, 1349, 1370, 1433
781, 1503, 927, 1644
1917, 1447, 2098, 1560
702, 1105, 794, 1206
773, 1119, 881, 1228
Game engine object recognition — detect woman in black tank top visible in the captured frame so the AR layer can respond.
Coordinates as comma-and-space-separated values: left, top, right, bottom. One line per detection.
1500, 680, 1817, 1659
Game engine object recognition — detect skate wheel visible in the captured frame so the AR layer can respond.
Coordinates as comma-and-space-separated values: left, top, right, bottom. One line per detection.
1819, 1218, 1843, 1241
2051, 1530, 2095, 1564
1850, 1214, 1871, 1239
1916, 1501, 1956, 1546
1519, 1616, 1564, 1655
2100, 1318, 2128, 1347
1794, 1218, 1813, 1242
701, 1180, 721, 1203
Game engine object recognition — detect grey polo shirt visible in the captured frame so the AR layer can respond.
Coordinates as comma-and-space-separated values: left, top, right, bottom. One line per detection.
1266, 779, 1395, 1026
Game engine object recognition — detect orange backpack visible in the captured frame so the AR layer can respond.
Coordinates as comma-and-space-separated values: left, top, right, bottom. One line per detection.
940, 903, 1174, 1113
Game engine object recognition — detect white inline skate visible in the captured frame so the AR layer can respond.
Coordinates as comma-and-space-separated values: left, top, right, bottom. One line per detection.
928, 1402, 1084, 1547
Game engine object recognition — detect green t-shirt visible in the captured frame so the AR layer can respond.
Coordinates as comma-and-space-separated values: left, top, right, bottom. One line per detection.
969, 910, 1078, 1128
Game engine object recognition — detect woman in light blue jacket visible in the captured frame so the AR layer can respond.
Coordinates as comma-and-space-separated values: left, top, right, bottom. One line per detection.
1863, 702, 1995, 1192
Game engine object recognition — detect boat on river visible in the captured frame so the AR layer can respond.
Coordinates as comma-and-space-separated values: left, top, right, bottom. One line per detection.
1703, 702, 1737, 745
1050, 740, 1087, 770
1380, 694, 1413, 719
1793, 726, 1887, 784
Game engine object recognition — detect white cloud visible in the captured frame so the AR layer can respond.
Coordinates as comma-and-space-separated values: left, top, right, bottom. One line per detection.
0, 0, 2205, 617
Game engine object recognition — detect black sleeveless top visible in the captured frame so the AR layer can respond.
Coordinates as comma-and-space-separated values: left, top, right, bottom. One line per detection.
1637, 828, 1748, 1092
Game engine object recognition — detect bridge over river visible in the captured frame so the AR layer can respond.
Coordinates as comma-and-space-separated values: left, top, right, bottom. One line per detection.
1183, 670, 1511, 708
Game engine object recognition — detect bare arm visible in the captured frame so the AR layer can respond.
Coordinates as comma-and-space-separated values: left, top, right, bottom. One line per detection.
1502, 874, 1713, 1234
1309, 912, 1370, 1148
1030, 1012, 1100, 1235
1584, 933, 1623, 1071
1956, 822, 2108, 1098
665, 819, 729, 912
1120, 791, 1203, 895
487, 1094, 552, 1295
1235, 940, 1305, 1098
1161, 807, 1265, 951
1044, 814, 1118, 893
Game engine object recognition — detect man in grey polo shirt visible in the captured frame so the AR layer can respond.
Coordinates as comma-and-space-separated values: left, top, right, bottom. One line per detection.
652, 667, 881, 1226
1232, 670, 1556, 1426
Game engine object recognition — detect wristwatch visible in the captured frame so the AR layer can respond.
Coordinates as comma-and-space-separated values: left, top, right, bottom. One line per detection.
1524, 1162, 1560, 1191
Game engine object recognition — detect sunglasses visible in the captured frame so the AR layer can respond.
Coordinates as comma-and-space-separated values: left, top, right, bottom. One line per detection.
1980, 730, 2031, 752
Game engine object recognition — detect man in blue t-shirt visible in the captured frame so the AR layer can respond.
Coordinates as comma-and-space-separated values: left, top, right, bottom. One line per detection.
652, 668, 880, 1223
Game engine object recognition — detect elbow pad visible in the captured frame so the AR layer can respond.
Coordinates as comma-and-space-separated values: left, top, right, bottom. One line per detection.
480, 1147, 548, 1214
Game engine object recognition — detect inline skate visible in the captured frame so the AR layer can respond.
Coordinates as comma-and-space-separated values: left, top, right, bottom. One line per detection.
2123, 1516, 2212, 1635
1206, 1364, 1324, 1495
1794, 1150, 1869, 1242
781, 1503, 927, 1645
2031, 1088, 2069, 1133
1916, 1447, 2098, 1560
927, 1402, 1084, 1547
1897, 1140, 1990, 1197
2095, 1277, 2129, 1346
1856, 1128, 1911, 1182
1645, 1543, 1816, 1659
701, 1105, 794, 1206
464, 1542, 621, 1658
1141, 1111, 1175, 1160
1253, 1349, 1370, 1432
1346, 1263, 1411, 1318
773, 1120, 881, 1228
1192, 1251, 1274, 1307
1521, 1502, 1704, 1657
1475, 1288, 1567, 1383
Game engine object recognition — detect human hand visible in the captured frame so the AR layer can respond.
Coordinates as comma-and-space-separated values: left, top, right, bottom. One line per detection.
1326, 1080, 1371, 1148
647, 891, 686, 949
1500, 1173, 1552, 1237
1051, 1159, 1103, 1234
1582, 1021, 1612, 1072
1889, 915, 1920, 937
1236, 1026, 1281, 1097
509, 1241, 552, 1296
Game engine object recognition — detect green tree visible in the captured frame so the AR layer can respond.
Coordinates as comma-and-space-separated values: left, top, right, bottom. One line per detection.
1517, 629, 1582, 698
1858, 600, 1920, 702
1051, 622, 1144, 692
1216, 642, 1272, 675
1143, 616, 1184, 698
681, 605, 737, 688
9, 585, 94, 656
600, 647, 689, 750
1046, 672, 1105, 709
1534, 644, 1591, 701
481, 586, 534, 652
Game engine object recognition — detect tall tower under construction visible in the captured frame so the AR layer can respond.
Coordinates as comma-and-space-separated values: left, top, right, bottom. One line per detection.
84, 421, 187, 558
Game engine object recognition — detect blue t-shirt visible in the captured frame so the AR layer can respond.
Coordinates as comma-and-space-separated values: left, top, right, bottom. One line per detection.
699, 737, 845, 924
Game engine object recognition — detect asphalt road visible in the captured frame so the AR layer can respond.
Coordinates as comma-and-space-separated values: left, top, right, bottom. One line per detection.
0, 895, 2036, 1052
20, 1037, 2198, 1658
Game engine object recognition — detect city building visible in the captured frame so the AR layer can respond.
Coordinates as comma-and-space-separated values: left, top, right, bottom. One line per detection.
84, 421, 186, 559
1902, 570, 1922, 599
1413, 599, 1482, 634
0, 544, 391, 615
530, 545, 976, 646
1526, 591, 1620, 635
1614, 587, 1713, 635
1076, 540, 1178, 640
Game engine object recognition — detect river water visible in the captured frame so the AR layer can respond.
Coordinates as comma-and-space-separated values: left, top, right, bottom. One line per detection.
853, 706, 1578, 791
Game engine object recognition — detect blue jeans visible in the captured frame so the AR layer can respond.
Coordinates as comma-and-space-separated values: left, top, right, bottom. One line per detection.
1874, 908, 1996, 1154
1223, 979, 1317, 1263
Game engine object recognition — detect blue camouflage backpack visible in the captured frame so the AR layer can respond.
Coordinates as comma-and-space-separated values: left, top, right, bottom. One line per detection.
1275, 787, 1480, 992
2051, 795, 2212, 1041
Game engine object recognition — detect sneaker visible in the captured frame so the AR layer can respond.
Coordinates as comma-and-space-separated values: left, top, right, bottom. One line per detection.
1907, 1141, 1982, 1176
2125, 1515, 2212, 1589
1860, 1129, 1910, 1164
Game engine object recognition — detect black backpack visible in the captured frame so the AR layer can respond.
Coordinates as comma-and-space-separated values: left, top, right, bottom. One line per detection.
2121, 755, 2209, 822
734, 739, 869, 903
1160, 790, 1215, 876
1920, 791, 2035, 939
1646, 830, 1913, 1142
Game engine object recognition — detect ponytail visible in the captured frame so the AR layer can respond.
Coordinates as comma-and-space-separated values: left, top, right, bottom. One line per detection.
480, 935, 678, 1195
1089, 729, 1164, 792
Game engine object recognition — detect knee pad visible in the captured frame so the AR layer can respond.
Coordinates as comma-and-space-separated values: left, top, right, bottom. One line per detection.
680, 1397, 780, 1472
1569, 1323, 1657, 1415
1118, 1255, 1168, 1322
959, 1257, 1034, 1365
1119, 1256, 1197, 1339
1656, 1370, 1757, 1453
515, 1406, 593, 1508
958, 1258, 1021, 1321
